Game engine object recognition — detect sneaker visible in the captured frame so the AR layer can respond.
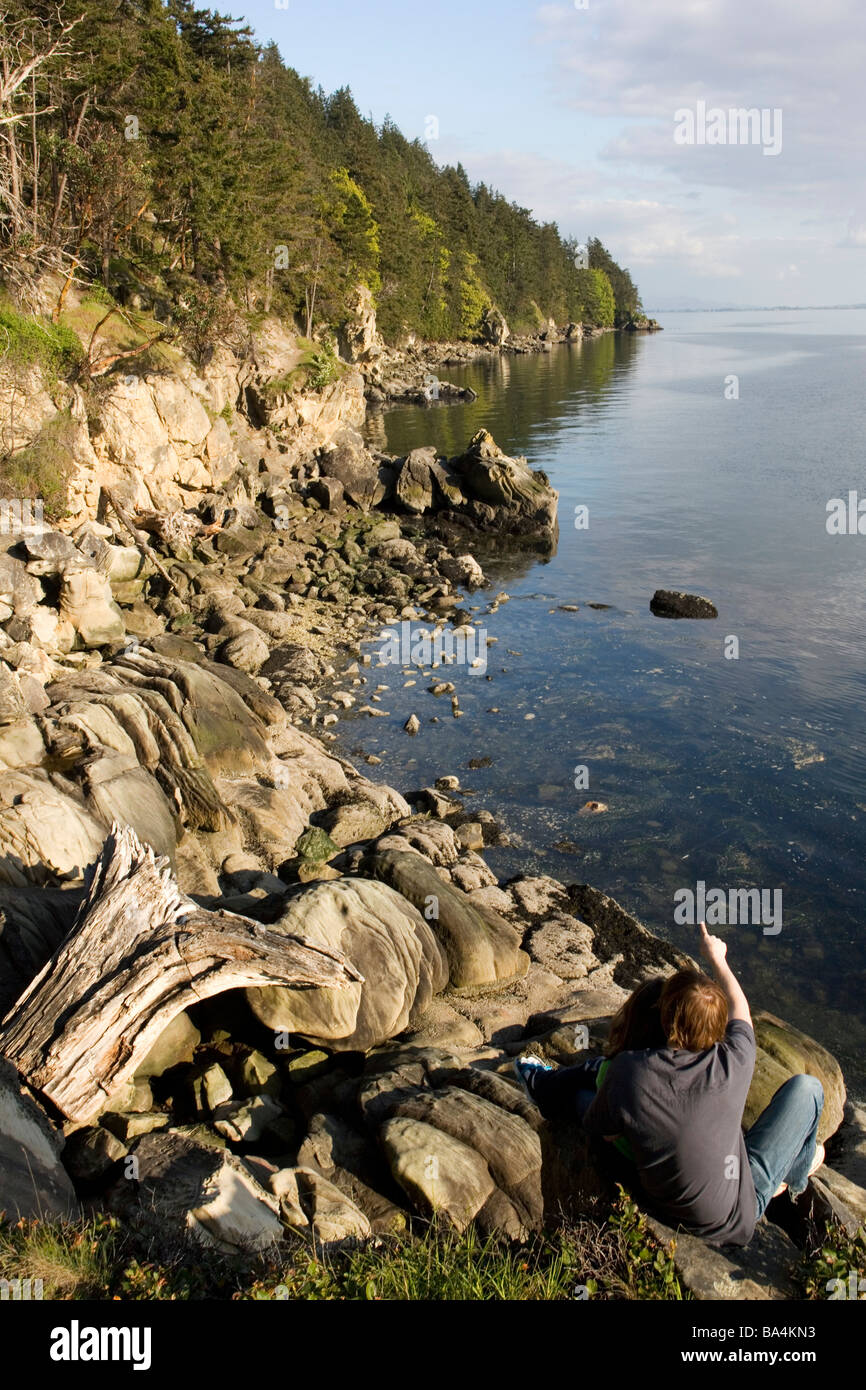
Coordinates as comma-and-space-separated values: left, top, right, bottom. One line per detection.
513, 1054, 554, 1104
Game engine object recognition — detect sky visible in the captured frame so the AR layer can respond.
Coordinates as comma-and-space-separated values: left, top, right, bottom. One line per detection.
237, 0, 866, 309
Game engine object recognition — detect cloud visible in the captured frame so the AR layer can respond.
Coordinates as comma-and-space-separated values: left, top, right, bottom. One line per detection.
535, 0, 866, 213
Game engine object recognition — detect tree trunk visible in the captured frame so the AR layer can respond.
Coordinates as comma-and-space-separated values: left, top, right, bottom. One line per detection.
0, 825, 363, 1124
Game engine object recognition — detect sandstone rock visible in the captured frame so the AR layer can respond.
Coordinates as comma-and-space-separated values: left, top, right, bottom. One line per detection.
395, 447, 438, 514
134, 1010, 201, 1080
745, 1012, 846, 1144
362, 848, 528, 989
319, 432, 387, 511
479, 306, 510, 346
450, 430, 558, 536
116, 1131, 283, 1253
0, 770, 107, 886
60, 566, 126, 648
316, 800, 390, 848
84, 751, 178, 862
219, 626, 270, 674
0, 552, 43, 617
439, 554, 485, 589
646, 1215, 799, 1300
379, 1115, 495, 1232
271, 1166, 372, 1243
247, 876, 448, 1051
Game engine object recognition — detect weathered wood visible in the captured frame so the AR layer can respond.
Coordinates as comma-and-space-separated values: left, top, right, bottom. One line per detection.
100, 488, 183, 597
0, 825, 363, 1124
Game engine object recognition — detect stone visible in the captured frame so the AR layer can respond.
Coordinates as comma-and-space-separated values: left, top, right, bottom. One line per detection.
246, 876, 448, 1052
317, 799, 389, 847
650, 589, 718, 620
134, 1010, 201, 1080
271, 1166, 372, 1243
361, 848, 529, 989
219, 627, 270, 674
439, 554, 485, 589
379, 1116, 495, 1232
60, 566, 126, 648
395, 447, 438, 514
645, 1215, 799, 1300
213, 1094, 286, 1144
319, 432, 388, 511
0, 1057, 79, 1220
0, 769, 107, 886
115, 1131, 283, 1253
450, 430, 558, 537
745, 1012, 846, 1144
0, 553, 43, 617
202, 1063, 233, 1111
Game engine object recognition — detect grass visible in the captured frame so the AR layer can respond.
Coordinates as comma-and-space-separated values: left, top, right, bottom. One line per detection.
0, 408, 75, 518
264, 339, 346, 398
0, 301, 83, 388
0, 1187, 690, 1302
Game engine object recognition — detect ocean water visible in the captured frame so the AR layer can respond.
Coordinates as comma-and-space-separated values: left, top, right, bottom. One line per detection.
339, 309, 866, 1093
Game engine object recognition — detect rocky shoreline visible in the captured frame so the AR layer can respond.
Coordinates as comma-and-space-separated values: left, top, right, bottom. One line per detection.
1, 302, 863, 1301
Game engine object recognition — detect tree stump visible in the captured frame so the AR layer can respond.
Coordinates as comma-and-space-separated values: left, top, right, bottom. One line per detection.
0, 825, 363, 1124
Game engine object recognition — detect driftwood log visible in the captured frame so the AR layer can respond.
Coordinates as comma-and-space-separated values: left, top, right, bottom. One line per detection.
0, 825, 363, 1124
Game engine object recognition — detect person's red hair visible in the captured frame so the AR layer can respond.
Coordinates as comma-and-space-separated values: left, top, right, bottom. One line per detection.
659, 969, 728, 1051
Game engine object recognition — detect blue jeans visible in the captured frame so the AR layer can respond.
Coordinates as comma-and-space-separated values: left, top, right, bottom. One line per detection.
744, 1074, 824, 1220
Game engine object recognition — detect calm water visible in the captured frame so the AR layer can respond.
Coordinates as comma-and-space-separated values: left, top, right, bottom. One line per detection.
341, 310, 866, 1093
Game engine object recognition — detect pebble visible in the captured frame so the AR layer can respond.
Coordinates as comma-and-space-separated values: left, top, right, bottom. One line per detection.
404, 714, 420, 734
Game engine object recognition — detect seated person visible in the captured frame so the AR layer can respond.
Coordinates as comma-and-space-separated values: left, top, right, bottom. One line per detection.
515, 923, 824, 1246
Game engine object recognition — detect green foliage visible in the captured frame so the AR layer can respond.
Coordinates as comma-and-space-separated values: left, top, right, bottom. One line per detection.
0, 1189, 688, 1302
574, 268, 616, 328
0, 304, 83, 386
1, 1, 642, 343
606, 1185, 686, 1299
798, 1221, 866, 1300
0, 409, 74, 518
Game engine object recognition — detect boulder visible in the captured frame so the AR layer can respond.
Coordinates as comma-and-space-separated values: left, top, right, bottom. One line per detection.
361, 847, 529, 989
219, 627, 270, 675
450, 430, 558, 536
379, 1116, 495, 1232
247, 877, 448, 1051
0, 770, 107, 886
114, 1131, 283, 1253
271, 1166, 372, 1243
650, 589, 718, 620
0, 553, 43, 618
319, 432, 388, 511
395, 448, 438, 514
60, 566, 126, 648
479, 306, 510, 346
745, 1012, 846, 1144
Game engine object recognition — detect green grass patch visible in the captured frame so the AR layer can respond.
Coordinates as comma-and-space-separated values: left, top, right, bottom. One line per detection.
0, 409, 74, 519
0, 302, 83, 388
0, 1187, 688, 1302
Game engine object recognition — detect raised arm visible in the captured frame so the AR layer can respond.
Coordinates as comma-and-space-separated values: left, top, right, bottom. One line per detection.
699, 921, 752, 1027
